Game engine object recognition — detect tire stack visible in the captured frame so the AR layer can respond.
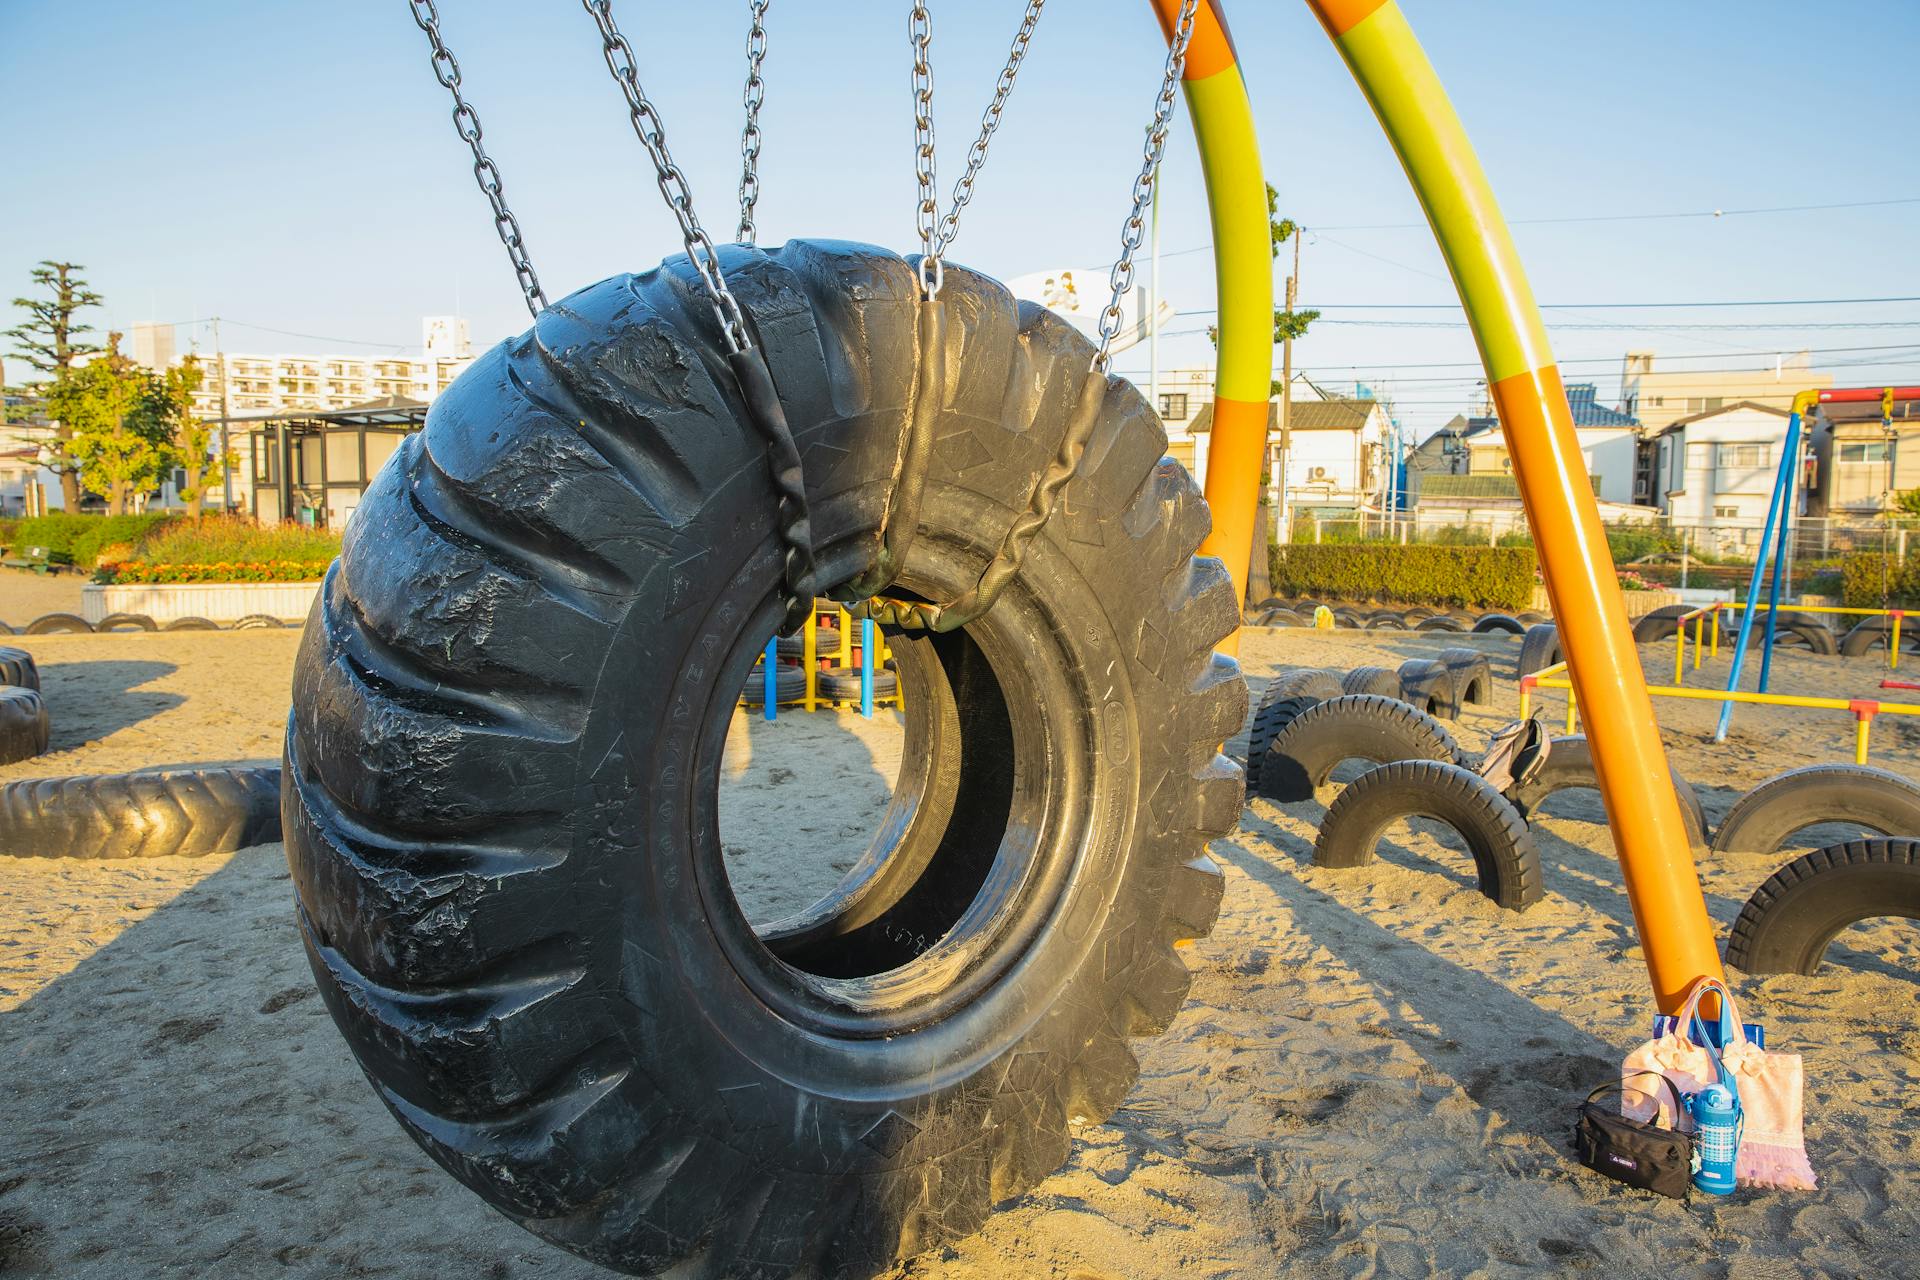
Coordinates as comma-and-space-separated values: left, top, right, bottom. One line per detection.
0, 646, 49, 766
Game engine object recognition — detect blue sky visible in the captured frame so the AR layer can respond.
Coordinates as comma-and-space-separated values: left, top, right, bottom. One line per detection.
3, 1, 1916, 434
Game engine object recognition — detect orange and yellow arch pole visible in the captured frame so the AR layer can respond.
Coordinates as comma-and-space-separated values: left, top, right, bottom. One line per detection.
1161, 0, 1723, 1012
1150, 1, 1273, 657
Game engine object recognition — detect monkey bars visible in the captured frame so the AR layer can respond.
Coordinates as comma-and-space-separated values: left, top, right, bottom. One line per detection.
1160, 0, 1721, 1012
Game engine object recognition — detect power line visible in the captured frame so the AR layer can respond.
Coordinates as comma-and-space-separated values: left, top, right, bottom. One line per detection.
1152, 195, 1920, 259
1316, 195, 1920, 232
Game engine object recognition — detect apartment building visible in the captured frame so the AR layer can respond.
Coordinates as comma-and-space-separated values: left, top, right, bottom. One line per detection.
185, 316, 475, 421
1649, 402, 1793, 551
1619, 349, 1832, 433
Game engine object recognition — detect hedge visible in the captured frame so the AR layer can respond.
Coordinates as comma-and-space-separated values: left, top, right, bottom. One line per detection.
1841, 554, 1920, 608
1269, 543, 1538, 611
1, 512, 178, 568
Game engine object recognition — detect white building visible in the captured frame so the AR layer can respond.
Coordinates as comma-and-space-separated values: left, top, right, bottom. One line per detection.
186, 316, 475, 421
1651, 401, 1793, 551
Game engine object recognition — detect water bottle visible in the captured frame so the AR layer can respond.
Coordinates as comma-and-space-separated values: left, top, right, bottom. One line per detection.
1687, 1082, 1741, 1195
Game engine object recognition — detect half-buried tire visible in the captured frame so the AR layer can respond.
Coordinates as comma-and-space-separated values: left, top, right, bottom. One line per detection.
1505, 733, 1708, 851
0, 765, 280, 857
1710, 763, 1920, 855
1256, 693, 1463, 803
23, 612, 91, 635
1725, 838, 1920, 975
1518, 622, 1563, 676
1435, 647, 1494, 708
0, 687, 50, 765
282, 242, 1244, 1278
1397, 658, 1458, 719
1243, 669, 1346, 794
0, 645, 40, 692
1340, 665, 1402, 699
1314, 759, 1543, 911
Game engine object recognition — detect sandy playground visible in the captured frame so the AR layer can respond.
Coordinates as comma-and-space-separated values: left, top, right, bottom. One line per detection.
1, 616, 1917, 1278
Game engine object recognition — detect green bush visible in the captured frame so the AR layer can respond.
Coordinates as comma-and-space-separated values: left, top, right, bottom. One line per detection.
1841, 554, 1920, 608
4, 512, 178, 567
1269, 544, 1538, 611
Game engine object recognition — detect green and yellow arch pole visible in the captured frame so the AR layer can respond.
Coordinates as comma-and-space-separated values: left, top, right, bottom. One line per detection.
1150, 0, 1274, 657
1306, 0, 1721, 1011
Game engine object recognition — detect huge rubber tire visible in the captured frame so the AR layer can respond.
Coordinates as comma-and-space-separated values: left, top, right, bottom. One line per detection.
1839, 616, 1920, 659
1710, 763, 1920, 855
1725, 838, 1920, 975
1313, 759, 1543, 911
0, 686, 50, 765
0, 645, 40, 692
1505, 734, 1708, 852
1340, 665, 1402, 699
23, 612, 91, 635
1435, 648, 1493, 707
1396, 658, 1458, 719
282, 243, 1244, 1278
1255, 693, 1464, 803
0, 765, 280, 858
1517, 622, 1562, 676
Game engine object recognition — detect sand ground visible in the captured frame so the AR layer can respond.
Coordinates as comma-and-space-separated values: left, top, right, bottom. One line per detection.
1, 623, 1916, 1278
0, 568, 88, 628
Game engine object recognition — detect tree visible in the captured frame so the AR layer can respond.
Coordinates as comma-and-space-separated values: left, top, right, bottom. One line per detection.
46, 333, 172, 515
1895, 488, 1920, 520
5, 261, 104, 510
133, 355, 218, 516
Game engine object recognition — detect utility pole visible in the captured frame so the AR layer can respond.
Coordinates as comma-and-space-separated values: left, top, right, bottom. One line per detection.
1276, 225, 1302, 545
212, 317, 233, 514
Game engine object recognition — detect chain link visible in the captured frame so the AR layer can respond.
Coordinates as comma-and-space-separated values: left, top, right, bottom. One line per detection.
932, 0, 1045, 260
909, 4, 940, 298
408, 0, 548, 319
737, 0, 771, 245
1094, 0, 1196, 371
582, 0, 752, 353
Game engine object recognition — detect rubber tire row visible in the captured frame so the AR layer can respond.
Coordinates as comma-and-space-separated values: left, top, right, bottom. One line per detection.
1242, 600, 1546, 633
1, 613, 284, 635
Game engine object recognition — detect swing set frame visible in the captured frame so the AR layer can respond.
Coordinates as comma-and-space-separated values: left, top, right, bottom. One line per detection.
1167, 0, 1720, 1012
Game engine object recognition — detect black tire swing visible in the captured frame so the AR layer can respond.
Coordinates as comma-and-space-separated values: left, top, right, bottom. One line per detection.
285, 4, 1240, 1277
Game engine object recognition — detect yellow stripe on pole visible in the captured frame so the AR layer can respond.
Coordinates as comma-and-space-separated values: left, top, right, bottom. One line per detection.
1327, 4, 1551, 384
1185, 66, 1272, 406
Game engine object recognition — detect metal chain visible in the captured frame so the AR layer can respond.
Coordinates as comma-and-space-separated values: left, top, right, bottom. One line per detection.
408, 0, 548, 319
582, 0, 752, 353
737, 0, 771, 244
932, 0, 1045, 260
853, 0, 1199, 631
1094, 0, 1197, 372
909, 4, 940, 298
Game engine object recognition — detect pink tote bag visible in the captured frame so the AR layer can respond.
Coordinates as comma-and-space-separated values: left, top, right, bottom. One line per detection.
1622, 976, 1816, 1191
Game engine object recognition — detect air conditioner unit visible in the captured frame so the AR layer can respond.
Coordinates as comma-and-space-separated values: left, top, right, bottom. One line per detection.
1309, 466, 1329, 481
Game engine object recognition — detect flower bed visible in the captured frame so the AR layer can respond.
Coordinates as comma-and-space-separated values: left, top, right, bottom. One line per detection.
95, 559, 332, 585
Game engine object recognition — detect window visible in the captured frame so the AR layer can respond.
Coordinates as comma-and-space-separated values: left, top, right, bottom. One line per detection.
1705, 397, 1724, 413
1839, 440, 1890, 463
1157, 392, 1189, 422
1716, 443, 1767, 469
1652, 396, 1665, 407
1715, 505, 1738, 519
